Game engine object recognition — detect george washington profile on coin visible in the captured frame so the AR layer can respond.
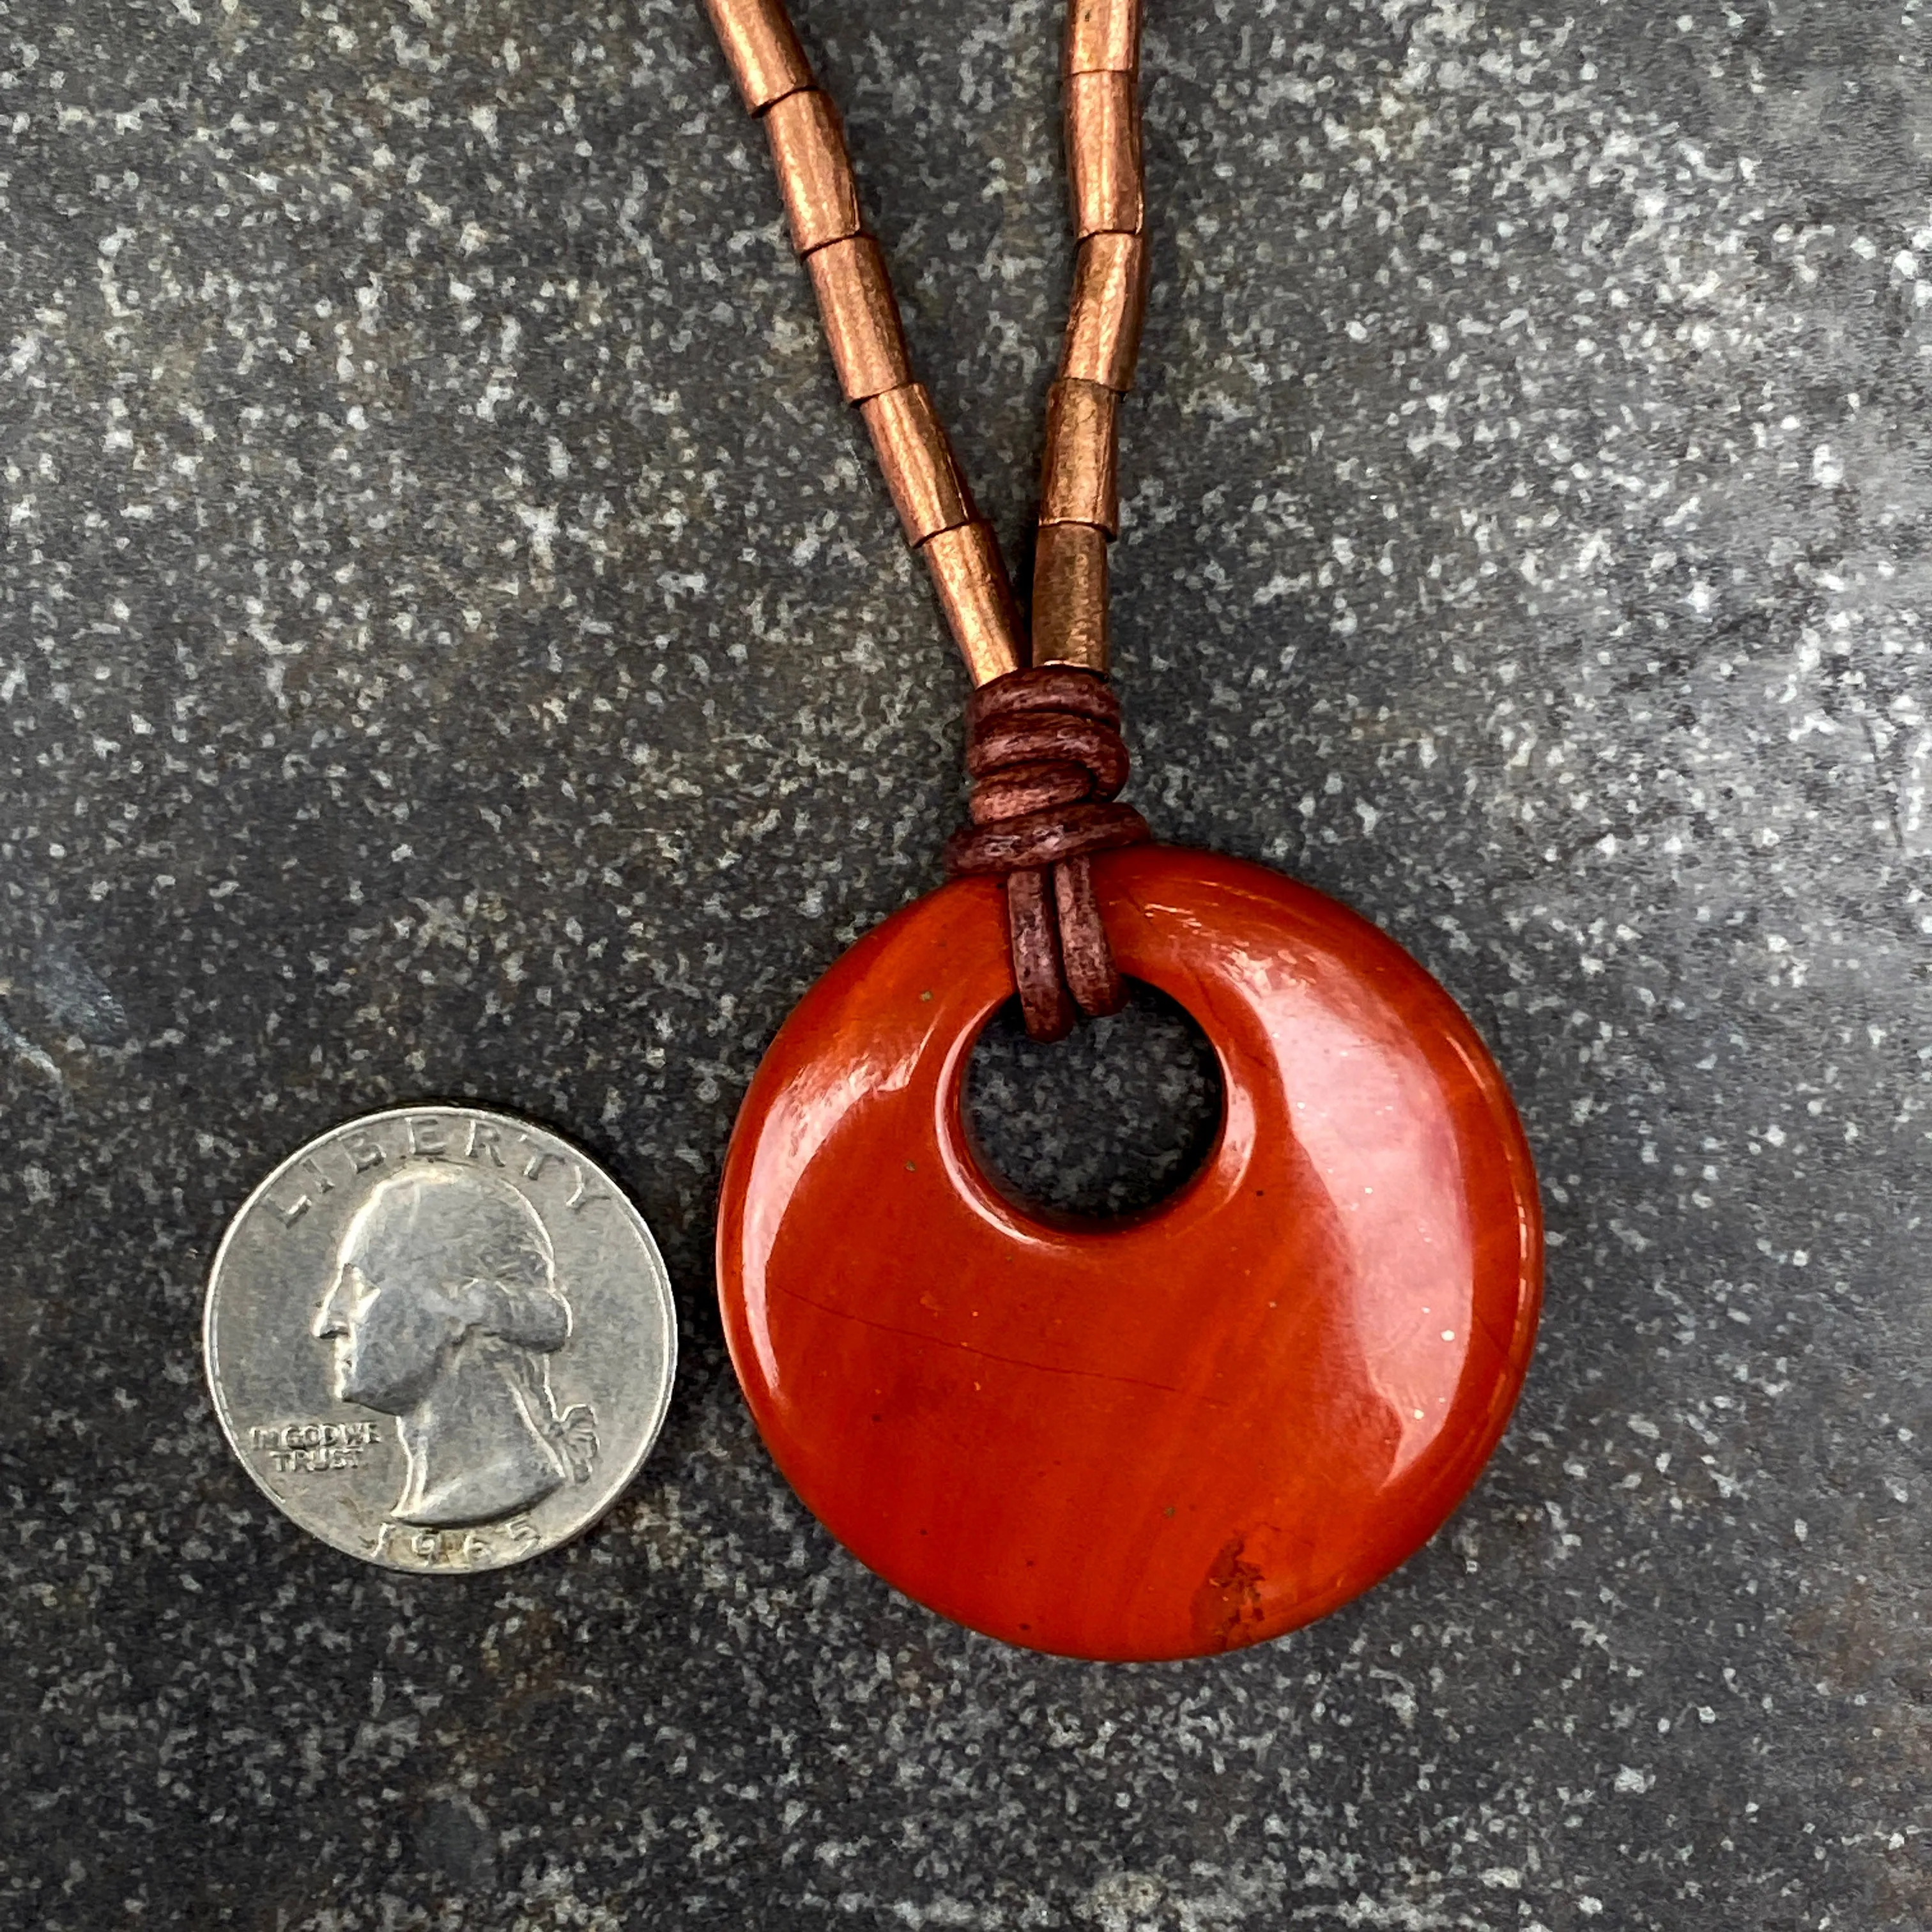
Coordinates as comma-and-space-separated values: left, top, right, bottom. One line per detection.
312, 1165, 600, 1528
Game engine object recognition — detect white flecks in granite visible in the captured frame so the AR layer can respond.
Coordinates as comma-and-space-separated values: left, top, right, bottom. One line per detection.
1, 1, 1928, 1928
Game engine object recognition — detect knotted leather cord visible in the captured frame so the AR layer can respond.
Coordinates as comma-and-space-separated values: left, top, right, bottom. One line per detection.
945, 668, 1148, 1038
703, 0, 1152, 1038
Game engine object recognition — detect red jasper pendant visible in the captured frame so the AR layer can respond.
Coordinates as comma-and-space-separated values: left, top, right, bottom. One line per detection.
717, 847, 1542, 1660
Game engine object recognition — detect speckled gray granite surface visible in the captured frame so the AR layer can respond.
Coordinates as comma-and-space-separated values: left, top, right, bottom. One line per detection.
1, 0, 1927, 1925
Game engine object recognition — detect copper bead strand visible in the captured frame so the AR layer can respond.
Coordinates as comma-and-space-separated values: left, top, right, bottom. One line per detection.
1035, 0, 1147, 678
703, 0, 1023, 687
704, 0, 1154, 1042
1021, 0, 1149, 1027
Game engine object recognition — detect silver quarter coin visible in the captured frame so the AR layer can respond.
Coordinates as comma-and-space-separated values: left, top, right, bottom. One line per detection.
204, 1105, 677, 1573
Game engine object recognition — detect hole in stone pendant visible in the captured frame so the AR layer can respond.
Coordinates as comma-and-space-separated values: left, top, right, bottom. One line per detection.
963, 979, 1225, 1220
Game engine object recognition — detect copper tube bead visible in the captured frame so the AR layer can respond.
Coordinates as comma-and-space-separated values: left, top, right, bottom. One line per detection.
1039, 378, 1120, 535
1066, 71, 1142, 238
922, 525, 1025, 685
704, 0, 813, 113
1065, 0, 1140, 75
1061, 232, 1148, 392
861, 384, 976, 546
1031, 522, 1110, 672
807, 238, 912, 402
765, 90, 862, 254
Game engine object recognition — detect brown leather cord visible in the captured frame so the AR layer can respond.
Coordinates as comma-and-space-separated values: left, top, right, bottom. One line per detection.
1002, 868, 1076, 1042
970, 713, 1129, 797
944, 666, 1150, 1039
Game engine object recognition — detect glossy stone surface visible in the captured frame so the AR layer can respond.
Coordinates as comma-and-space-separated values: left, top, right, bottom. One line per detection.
719, 847, 1542, 1659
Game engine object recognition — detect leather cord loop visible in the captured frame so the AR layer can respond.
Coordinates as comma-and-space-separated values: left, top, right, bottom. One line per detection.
968, 714, 1131, 796
945, 665, 1150, 1039
946, 800, 1147, 875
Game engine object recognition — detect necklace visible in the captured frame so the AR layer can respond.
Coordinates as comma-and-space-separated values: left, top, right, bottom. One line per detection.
701, 0, 1542, 1660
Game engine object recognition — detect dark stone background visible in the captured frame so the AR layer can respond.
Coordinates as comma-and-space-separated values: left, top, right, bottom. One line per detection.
1, 0, 1926, 1925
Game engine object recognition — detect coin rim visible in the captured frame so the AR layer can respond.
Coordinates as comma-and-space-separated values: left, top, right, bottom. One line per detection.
203, 1102, 678, 1574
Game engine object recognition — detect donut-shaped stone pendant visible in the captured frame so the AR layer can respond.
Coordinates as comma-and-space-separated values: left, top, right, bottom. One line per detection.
717, 846, 1542, 1660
